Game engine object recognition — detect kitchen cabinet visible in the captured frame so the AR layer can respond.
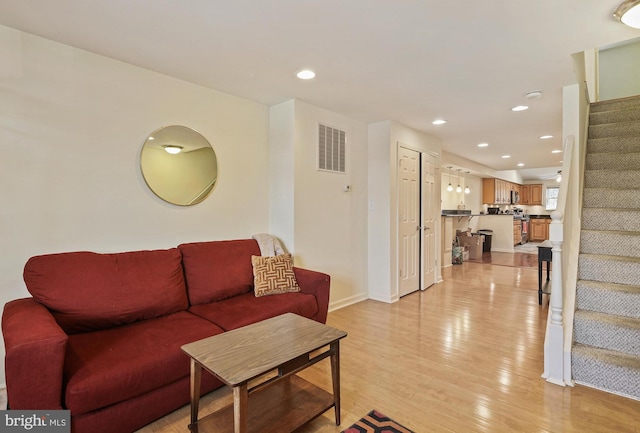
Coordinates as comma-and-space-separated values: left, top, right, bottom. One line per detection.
513, 219, 522, 245
520, 185, 530, 205
530, 217, 550, 242
483, 178, 512, 204
529, 184, 543, 206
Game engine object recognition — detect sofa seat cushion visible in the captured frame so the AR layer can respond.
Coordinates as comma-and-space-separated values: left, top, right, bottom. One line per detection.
64, 311, 224, 415
179, 239, 261, 305
188, 292, 318, 331
24, 249, 188, 334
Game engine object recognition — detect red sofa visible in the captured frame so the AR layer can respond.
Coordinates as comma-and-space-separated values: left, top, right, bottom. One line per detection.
1, 239, 330, 433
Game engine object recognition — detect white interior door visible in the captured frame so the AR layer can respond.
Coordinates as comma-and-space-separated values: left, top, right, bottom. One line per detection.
422, 153, 437, 289
398, 147, 420, 297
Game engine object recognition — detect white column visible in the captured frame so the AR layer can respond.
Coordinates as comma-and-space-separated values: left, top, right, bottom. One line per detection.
543, 210, 566, 386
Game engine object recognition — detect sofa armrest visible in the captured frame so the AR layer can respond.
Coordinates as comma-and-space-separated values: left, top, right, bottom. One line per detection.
2, 298, 68, 409
293, 267, 330, 323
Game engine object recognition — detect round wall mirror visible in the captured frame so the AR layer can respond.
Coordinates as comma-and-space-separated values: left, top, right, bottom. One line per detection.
140, 125, 218, 206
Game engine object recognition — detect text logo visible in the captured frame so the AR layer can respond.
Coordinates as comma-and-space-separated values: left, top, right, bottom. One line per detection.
1, 411, 70, 432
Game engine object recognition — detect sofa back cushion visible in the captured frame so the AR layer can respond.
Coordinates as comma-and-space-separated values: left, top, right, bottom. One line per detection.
179, 239, 260, 305
23, 248, 188, 334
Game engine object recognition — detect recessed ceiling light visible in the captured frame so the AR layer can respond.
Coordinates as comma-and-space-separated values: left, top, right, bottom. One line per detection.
517, 163, 525, 167
477, 143, 489, 147
525, 90, 543, 100
551, 149, 563, 154
540, 135, 553, 139
432, 119, 447, 125
502, 155, 511, 159
296, 69, 316, 80
511, 105, 529, 112
163, 145, 183, 155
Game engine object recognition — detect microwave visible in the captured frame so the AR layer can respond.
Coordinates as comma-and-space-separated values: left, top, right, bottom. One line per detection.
511, 190, 520, 204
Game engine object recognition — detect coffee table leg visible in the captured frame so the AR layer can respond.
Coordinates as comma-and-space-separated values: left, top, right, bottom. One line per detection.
233, 383, 248, 433
330, 341, 341, 425
190, 359, 202, 425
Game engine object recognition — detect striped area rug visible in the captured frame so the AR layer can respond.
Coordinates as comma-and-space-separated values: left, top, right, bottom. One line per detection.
341, 410, 414, 433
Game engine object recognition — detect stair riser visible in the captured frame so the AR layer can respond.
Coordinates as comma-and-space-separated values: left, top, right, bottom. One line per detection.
572, 351, 640, 400
574, 314, 640, 356
577, 282, 640, 319
586, 152, 640, 170
588, 136, 640, 154
581, 231, 640, 259
590, 108, 640, 125
578, 255, 640, 286
582, 209, 640, 231
584, 170, 640, 189
589, 121, 640, 139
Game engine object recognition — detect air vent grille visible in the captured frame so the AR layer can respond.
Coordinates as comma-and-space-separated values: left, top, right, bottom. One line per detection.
318, 124, 346, 173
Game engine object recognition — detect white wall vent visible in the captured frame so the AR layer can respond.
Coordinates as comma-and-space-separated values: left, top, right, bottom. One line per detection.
318, 124, 346, 173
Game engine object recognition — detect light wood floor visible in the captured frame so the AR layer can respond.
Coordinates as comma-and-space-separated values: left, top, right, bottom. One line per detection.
139, 259, 640, 433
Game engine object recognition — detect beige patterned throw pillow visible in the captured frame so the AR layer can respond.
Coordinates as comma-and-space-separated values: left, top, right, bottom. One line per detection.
251, 254, 300, 297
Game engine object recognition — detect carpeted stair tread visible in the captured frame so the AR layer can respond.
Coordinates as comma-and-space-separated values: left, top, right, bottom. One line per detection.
590, 106, 640, 125
583, 188, 640, 209
577, 280, 640, 319
572, 343, 640, 400
574, 310, 640, 356
588, 120, 640, 140
586, 152, 640, 170
578, 254, 640, 286
590, 95, 640, 113
587, 135, 640, 154
580, 230, 640, 258
584, 169, 640, 189
582, 208, 640, 231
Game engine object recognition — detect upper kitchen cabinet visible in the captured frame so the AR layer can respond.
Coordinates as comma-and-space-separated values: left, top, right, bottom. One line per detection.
482, 178, 514, 204
521, 185, 530, 205
519, 184, 543, 206
529, 184, 543, 206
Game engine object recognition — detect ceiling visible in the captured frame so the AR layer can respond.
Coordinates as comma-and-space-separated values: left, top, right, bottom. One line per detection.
1, 0, 638, 179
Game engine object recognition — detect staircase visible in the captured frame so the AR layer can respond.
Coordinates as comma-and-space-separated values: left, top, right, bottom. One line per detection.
571, 95, 640, 400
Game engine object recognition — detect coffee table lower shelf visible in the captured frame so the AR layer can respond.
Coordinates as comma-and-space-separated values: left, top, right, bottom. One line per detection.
188, 375, 334, 433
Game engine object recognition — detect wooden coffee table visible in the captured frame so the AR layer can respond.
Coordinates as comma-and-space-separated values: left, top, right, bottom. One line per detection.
181, 313, 347, 433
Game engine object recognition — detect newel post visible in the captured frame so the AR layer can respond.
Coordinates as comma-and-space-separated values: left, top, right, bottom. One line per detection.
543, 210, 566, 386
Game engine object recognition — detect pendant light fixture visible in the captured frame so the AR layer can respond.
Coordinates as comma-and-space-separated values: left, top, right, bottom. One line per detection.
464, 171, 471, 194
614, 0, 640, 28
447, 166, 453, 192
456, 169, 462, 193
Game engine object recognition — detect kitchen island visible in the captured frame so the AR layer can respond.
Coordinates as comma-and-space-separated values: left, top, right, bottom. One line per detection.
476, 215, 517, 253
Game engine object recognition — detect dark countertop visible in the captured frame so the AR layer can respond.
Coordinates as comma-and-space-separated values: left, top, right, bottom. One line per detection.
528, 215, 552, 219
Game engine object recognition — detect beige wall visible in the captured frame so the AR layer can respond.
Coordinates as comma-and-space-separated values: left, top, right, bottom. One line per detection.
269, 100, 370, 310
0, 26, 272, 383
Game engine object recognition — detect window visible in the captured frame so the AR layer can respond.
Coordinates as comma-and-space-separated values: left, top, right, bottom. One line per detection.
546, 186, 559, 210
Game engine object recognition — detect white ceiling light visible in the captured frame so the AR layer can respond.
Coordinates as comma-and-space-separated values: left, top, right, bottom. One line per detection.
296, 69, 316, 80
540, 135, 553, 139
163, 145, 183, 154
517, 163, 525, 167
556, 171, 562, 183
432, 119, 447, 125
525, 90, 543, 100
464, 171, 471, 194
511, 105, 529, 112
456, 169, 462, 193
614, 0, 640, 28
447, 166, 454, 192
501, 155, 511, 159
551, 149, 563, 154
477, 142, 489, 147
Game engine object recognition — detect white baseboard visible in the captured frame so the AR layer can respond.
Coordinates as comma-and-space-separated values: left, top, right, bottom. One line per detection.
328, 293, 368, 312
